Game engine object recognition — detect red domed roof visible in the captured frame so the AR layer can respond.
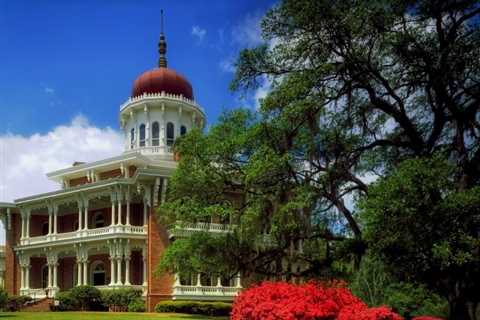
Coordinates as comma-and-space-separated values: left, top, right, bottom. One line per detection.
131, 67, 194, 100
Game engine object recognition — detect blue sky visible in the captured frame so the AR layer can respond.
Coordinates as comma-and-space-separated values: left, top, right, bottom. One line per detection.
0, 0, 276, 135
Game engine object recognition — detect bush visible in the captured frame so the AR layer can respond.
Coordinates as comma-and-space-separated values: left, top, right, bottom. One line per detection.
0, 288, 8, 310
102, 288, 143, 312
55, 291, 78, 311
231, 281, 401, 320
5, 295, 32, 311
155, 300, 232, 316
128, 298, 146, 312
69, 285, 102, 311
384, 283, 448, 319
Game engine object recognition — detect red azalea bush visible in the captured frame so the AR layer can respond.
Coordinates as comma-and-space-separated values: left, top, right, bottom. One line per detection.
231, 281, 402, 320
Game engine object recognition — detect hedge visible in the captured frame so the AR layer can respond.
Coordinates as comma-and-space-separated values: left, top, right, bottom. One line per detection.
101, 288, 143, 312
155, 300, 232, 316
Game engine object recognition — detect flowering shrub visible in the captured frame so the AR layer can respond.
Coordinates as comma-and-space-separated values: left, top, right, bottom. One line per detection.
231, 281, 402, 320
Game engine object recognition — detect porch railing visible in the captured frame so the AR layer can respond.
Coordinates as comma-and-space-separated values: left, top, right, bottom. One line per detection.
172, 285, 241, 301
168, 221, 232, 238
20, 224, 147, 246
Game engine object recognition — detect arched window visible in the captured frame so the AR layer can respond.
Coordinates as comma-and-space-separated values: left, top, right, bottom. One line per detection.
94, 212, 105, 228
130, 128, 135, 149
139, 124, 146, 147
91, 261, 106, 286
166, 122, 175, 146
152, 122, 160, 146
180, 125, 187, 136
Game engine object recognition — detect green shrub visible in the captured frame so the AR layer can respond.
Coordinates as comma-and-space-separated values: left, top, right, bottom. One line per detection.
0, 288, 8, 310
69, 285, 102, 311
5, 295, 32, 311
384, 282, 448, 319
55, 291, 78, 311
155, 300, 232, 316
128, 298, 146, 312
102, 288, 143, 311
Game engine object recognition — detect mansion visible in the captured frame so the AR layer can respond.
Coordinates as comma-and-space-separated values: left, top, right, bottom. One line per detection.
0, 22, 241, 311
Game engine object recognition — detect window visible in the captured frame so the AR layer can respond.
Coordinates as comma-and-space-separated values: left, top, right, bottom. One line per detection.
152, 122, 160, 146
180, 125, 187, 136
94, 212, 105, 228
139, 124, 146, 147
91, 261, 106, 286
130, 128, 135, 149
166, 122, 175, 146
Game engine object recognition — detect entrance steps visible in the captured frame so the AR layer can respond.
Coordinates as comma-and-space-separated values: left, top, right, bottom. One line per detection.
22, 298, 53, 312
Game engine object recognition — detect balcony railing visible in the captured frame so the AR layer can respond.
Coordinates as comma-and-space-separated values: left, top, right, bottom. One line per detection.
172, 285, 241, 301
168, 221, 232, 238
19, 225, 147, 246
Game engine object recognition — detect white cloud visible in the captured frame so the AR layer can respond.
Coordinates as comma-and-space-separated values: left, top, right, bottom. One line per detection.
44, 86, 55, 94
191, 26, 207, 44
253, 77, 271, 109
0, 115, 123, 243
232, 11, 263, 47
219, 56, 236, 73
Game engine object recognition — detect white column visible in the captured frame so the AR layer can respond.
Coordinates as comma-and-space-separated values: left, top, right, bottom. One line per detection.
20, 214, 25, 239
235, 273, 242, 288
111, 200, 116, 226
124, 256, 131, 285
83, 261, 88, 285
48, 210, 53, 235
142, 256, 147, 286
216, 277, 222, 287
77, 203, 83, 231
109, 257, 116, 286
25, 212, 30, 238
25, 266, 30, 289
84, 204, 89, 230
20, 267, 25, 290
126, 200, 131, 226
196, 274, 201, 287
77, 262, 82, 286
48, 265, 52, 288
116, 257, 123, 285
53, 206, 58, 235
117, 200, 122, 225
53, 263, 58, 289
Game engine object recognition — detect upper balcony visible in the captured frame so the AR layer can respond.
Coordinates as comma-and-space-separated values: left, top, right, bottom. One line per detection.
19, 224, 146, 247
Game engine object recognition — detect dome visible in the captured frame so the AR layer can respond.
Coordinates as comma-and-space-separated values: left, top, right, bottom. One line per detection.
131, 67, 194, 100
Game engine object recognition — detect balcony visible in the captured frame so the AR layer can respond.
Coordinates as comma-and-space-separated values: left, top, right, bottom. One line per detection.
168, 221, 232, 238
19, 225, 147, 247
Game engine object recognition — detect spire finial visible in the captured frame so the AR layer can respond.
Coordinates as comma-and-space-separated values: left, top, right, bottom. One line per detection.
158, 9, 167, 68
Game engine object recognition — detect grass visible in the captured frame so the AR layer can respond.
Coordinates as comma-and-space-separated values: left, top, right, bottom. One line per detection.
0, 312, 227, 320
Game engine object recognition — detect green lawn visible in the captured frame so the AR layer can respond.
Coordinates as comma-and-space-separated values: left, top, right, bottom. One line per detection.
0, 312, 227, 320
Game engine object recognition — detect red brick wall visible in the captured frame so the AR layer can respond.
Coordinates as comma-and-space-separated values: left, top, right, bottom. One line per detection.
30, 257, 46, 289
59, 257, 76, 290
70, 176, 88, 187
5, 214, 20, 295
30, 214, 49, 237
147, 205, 173, 311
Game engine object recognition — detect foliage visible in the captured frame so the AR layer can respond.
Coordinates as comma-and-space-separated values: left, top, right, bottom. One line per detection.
155, 300, 232, 317
0, 289, 8, 311
159, 0, 480, 318
384, 283, 448, 319
4, 295, 32, 311
66, 285, 102, 311
127, 298, 146, 312
231, 281, 401, 320
350, 255, 393, 307
361, 156, 480, 319
55, 291, 78, 311
101, 288, 142, 311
